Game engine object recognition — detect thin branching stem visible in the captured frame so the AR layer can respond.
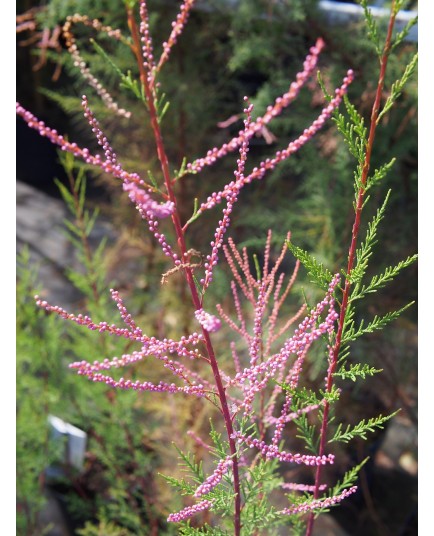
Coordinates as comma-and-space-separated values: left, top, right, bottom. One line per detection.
127, 7, 242, 534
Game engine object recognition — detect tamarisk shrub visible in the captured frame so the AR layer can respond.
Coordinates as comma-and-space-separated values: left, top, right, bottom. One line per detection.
17, 1, 417, 534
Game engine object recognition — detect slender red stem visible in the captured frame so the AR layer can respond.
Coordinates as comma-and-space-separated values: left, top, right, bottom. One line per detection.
305, 5, 398, 536
127, 9, 242, 534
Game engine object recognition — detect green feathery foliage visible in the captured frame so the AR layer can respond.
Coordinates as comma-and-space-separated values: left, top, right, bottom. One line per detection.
179, 526, 230, 536
294, 412, 319, 455
332, 457, 369, 494
162, 445, 205, 497
329, 410, 400, 444
333, 362, 383, 382
341, 301, 414, 345
351, 253, 418, 302
16, 249, 67, 535
286, 242, 334, 291
391, 15, 418, 51
377, 52, 419, 123
349, 191, 393, 284
332, 94, 367, 165
359, 0, 382, 56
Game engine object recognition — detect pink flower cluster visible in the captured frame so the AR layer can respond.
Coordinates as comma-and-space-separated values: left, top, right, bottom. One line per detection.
200, 100, 253, 291
207, 237, 341, 478
186, 38, 325, 174
232, 431, 334, 466
82, 95, 174, 219
226, 274, 340, 416
196, 70, 354, 215
212, 233, 337, 458
279, 486, 358, 516
194, 456, 234, 497
16, 100, 174, 221
123, 181, 175, 219
63, 14, 130, 118
157, 0, 196, 71
195, 308, 222, 333
167, 499, 213, 523
35, 290, 214, 399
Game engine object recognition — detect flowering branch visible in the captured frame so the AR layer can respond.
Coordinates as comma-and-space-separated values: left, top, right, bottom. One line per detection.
17, 1, 416, 532
196, 70, 354, 216
62, 14, 131, 118
186, 38, 325, 175
157, 0, 196, 72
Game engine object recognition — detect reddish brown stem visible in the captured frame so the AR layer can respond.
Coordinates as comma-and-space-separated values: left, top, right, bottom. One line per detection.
305, 5, 398, 536
127, 9, 242, 534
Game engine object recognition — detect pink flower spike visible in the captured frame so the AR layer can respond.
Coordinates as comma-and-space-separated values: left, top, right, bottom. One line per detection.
35, 295, 145, 343
194, 456, 233, 497
186, 38, 325, 174
278, 486, 358, 516
139, 1, 156, 84
242, 71, 354, 186
110, 289, 142, 334
63, 14, 130, 118
157, 0, 196, 72
197, 70, 354, 214
73, 371, 207, 397
195, 308, 222, 333
16, 103, 144, 187
123, 181, 175, 219
68, 350, 147, 376
281, 482, 327, 492
167, 499, 213, 523
201, 100, 253, 291
248, 280, 268, 368
81, 95, 118, 164
232, 431, 335, 466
